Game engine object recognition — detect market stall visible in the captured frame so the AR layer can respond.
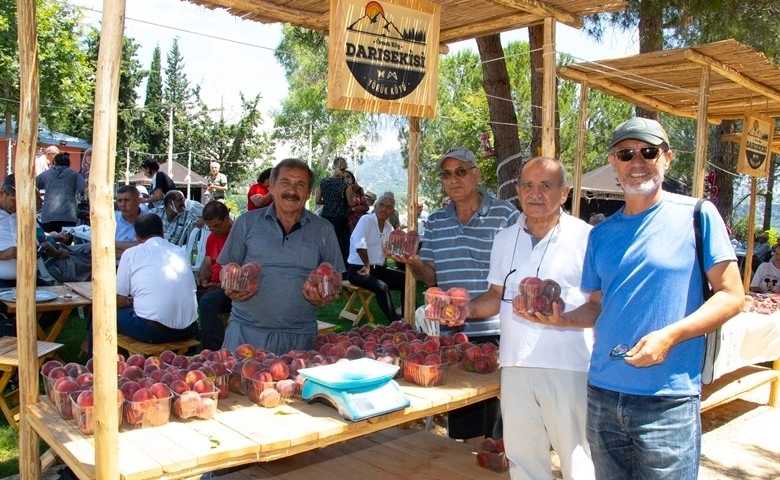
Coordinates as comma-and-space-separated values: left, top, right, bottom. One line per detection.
14, 2, 633, 479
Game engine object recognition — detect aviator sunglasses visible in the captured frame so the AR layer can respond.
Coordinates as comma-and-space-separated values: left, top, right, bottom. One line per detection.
612, 146, 664, 162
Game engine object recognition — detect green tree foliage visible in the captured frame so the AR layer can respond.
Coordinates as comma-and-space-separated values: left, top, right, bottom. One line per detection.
272, 25, 377, 172
139, 46, 166, 155
63, 28, 146, 157
399, 43, 633, 205
0, 0, 89, 134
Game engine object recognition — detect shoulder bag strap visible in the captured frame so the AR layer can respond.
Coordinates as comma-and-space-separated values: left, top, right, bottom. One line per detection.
693, 199, 713, 300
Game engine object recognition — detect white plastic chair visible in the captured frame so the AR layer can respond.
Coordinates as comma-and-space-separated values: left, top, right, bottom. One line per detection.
414, 305, 440, 337
184, 227, 210, 273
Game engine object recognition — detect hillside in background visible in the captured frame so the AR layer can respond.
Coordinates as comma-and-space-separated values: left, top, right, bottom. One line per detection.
353, 149, 409, 206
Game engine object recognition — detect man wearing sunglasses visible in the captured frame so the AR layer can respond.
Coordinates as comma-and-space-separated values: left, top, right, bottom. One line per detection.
524, 118, 743, 479
467, 157, 595, 480
390, 146, 519, 441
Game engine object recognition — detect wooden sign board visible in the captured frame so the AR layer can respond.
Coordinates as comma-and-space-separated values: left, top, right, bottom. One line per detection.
738, 112, 774, 177
328, 0, 440, 118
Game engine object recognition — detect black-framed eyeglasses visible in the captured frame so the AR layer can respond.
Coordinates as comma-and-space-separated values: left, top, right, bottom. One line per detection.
500, 268, 517, 302
613, 146, 664, 162
439, 166, 476, 180
610, 343, 630, 359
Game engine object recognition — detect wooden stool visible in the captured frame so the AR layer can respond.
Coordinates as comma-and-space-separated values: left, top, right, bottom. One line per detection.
0, 336, 63, 427
116, 334, 200, 357
339, 281, 376, 326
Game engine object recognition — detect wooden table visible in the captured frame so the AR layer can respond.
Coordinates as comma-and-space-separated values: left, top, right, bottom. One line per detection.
0, 336, 63, 426
27, 367, 499, 480
0, 285, 91, 343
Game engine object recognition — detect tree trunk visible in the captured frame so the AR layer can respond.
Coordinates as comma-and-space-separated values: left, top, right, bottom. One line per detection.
713, 120, 737, 224
636, 1, 663, 121
476, 34, 520, 201
529, 25, 544, 157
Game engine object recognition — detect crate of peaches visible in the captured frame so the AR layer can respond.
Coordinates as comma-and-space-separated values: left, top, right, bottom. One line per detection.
383, 229, 418, 256
220, 262, 262, 293
423, 286, 469, 326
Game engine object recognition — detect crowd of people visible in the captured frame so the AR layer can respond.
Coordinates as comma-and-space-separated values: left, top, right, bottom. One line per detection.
2, 117, 750, 480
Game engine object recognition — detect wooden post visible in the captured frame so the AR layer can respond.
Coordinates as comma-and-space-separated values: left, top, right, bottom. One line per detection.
91, 1, 125, 478
744, 178, 758, 292
541, 17, 556, 157
692, 65, 711, 198
16, 1, 41, 478
404, 116, 421, 325
572, 82, 589, 218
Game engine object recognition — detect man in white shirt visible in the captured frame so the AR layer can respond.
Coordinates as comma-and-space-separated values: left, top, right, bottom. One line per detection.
346, 193, 405, 322
750, 251, 780, 293
115, 214, 198, 343
34, 146, 58, 177
468, 157, 594, 480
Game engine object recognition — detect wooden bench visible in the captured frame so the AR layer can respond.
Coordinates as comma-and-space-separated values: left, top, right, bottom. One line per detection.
116, 334, 200, 357
339, 281, 376, 326
0, 336, 63, 427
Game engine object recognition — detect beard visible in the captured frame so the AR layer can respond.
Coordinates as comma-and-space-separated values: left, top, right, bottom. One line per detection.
620, 169, 664, 197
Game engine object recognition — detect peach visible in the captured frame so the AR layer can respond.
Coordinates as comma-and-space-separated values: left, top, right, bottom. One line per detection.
185, 369, 207, 389
120, 380, 142, 402
269, 361, 290, 381
193, 378, 215, 394
234, 343, 255, 359
169, 379, 189, 395
149, 382, 171, 399
121, 365, 144, 382
132, 388, 156, 412
76, 390, 94, 408
159, 350, 176, 365
257, 388, 281, 408
126, 354, 145, 369
40, 360, 63, 377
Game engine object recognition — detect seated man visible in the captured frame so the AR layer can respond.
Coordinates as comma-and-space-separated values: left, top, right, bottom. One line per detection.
116, 214, 198, 343
115, 184, 143, 259
198, 201, 234, 350
346, 192, 405, 322
150, 190, 198, 246
750, 250, 780, 293
0, 175, 18, 289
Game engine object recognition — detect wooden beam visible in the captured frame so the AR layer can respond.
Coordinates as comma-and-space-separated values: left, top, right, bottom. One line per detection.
559, 66, 709, 121
683, 49, 780, 104
572, 82, 589, 218
192, 0, 329, 30
91, 1, 125, 478
487, 0, 582, 28
584, 62, 700, 80
541, 17, 556, 157
17, 0, 41, 479
440, 13, 539, 43
692, 65, 710, 199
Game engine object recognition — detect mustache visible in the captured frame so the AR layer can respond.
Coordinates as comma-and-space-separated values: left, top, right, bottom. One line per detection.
280, 193, 301, 202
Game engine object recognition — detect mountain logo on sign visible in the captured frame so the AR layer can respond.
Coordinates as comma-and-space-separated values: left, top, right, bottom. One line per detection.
343, 1, 429, 101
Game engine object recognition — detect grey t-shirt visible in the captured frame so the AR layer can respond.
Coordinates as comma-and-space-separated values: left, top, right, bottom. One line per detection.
217, 206, 345, 351
36, 166, 87, 224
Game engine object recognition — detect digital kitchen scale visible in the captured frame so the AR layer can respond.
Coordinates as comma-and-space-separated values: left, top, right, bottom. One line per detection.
298, 358, 410, 421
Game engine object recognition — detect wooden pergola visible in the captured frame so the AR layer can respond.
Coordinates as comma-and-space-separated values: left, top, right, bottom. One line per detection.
13, 0, 630, 478
559, 39, 780, 289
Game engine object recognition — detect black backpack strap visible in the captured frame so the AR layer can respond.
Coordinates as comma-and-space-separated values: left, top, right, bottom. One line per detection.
693, 199, 712, 300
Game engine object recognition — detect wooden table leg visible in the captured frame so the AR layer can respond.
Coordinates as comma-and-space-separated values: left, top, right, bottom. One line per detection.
39, 308, 73, 343
0, 364, 19, 427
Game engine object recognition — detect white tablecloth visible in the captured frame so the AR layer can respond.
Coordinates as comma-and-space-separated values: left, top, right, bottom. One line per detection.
713, 310, 780, 380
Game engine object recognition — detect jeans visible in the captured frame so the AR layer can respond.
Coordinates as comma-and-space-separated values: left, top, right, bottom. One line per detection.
116, 307, 198, 344
198, 288, 232, 350
346, 264, 405, 322
586, 383, 701, 480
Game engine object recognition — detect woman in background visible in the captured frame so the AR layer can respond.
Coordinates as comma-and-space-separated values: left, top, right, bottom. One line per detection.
315, 156, 350, 265
247, 168, 273, 211
36, 152, 88, 232
139, 159, 175, 207
344, 170, 369, 232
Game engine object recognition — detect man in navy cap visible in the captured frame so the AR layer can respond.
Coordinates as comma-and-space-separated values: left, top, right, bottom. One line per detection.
525, 118, 743, 479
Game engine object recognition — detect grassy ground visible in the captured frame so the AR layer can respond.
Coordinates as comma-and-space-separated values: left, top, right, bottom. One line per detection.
0, 282, 425, 478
